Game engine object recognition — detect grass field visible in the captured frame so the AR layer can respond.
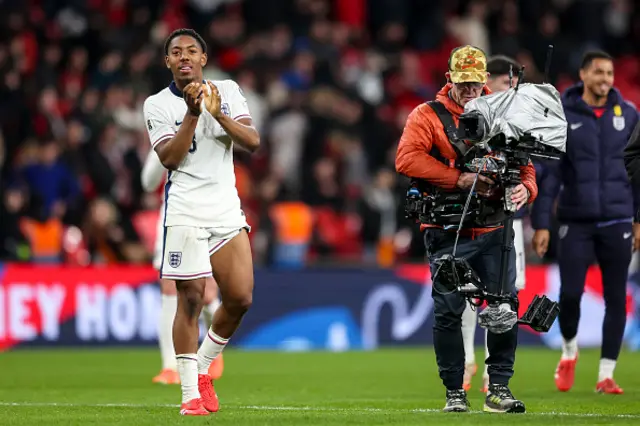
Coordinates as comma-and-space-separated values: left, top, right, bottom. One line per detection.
1, 347, 639, 425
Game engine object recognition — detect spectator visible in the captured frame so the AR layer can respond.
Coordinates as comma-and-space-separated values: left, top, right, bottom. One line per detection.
359, 168, 397, 265
14, 140, 80, 224
0, 186, 30, 261
83, 197, 148, 264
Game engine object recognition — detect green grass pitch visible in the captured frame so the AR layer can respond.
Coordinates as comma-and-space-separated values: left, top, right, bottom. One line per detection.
0, 347, 639, 425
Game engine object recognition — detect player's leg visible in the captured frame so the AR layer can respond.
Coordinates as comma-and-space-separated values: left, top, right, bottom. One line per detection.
174, 277, 208, 415
201, 277, 224, 380
153, 277, 180, 385
474, 228, 524, 413
196, 228, 253, 412
482, 328, 489, 392
152, 221, 181, 384
512, 218, 527, 293
209, 229, 253, 336
555, 223, 594, 392
461, 301, 478, 391
161, 225, 212, 416
593, 222, 632, 394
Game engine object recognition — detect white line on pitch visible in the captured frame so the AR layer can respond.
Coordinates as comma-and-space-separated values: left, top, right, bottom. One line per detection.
0, 402, 638, 419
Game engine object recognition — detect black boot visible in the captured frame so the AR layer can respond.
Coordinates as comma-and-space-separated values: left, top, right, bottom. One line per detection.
443, 389, 470, 412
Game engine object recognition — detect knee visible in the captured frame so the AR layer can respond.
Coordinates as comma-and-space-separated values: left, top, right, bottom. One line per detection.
603, 290, 627, 309
224, 292, 253, 316
237, 294, 253, 313
432, 292, 465, 332
183, 289, 204, 309
178, 282, 205, 317
559, 289, 582, 303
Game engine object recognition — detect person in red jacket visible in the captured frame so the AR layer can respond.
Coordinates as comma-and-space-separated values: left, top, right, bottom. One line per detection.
396, 45, 537, 414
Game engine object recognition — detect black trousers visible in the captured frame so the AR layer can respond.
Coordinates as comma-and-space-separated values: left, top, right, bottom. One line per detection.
557, 221, 632, 360
425, 228, 518, 390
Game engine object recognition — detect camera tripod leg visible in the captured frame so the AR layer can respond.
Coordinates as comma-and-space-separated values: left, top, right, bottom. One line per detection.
499, 216, 514, 296
478, 217, 519, 334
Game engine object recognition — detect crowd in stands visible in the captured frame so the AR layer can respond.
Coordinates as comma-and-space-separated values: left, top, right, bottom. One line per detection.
1, 0, 639, 267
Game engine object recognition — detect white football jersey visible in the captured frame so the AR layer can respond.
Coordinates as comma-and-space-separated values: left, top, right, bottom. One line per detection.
143, 79, 251, 229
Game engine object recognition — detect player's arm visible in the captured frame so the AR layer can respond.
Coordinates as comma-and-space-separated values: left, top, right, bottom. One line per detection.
155, 112, 198, 170
215, 115, 260, 153
530, 157, 563, 230
206, 81, 260, 153
144, 83, 203, 170
141, 150, 166, 192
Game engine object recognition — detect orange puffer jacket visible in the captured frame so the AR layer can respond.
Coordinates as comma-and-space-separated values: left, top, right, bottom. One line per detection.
395, 83, 538, 237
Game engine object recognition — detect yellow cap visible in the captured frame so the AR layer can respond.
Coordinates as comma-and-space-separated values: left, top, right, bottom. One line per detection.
448, 45, 488, 84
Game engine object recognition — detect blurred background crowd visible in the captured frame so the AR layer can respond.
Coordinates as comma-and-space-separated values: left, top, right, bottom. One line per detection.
0, 0, 639, 268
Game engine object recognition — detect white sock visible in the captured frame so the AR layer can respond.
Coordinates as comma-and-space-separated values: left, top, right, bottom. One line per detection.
176, 354, 200, 403
598, 358, 616, 382
207, 299, 221, 316
483, 328, 489, 379
197, 328, 229, 375
200, 299, 221, 329
461, 302, 477, 365
159, 295, 177, 370
562, 336, 578, 360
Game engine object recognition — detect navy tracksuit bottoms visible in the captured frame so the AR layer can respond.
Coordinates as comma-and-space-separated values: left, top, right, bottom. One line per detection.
557, 221, 632, 360
425, 228, 518, 390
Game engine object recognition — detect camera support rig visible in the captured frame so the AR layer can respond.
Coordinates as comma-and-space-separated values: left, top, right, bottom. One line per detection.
426, 142, 560, 334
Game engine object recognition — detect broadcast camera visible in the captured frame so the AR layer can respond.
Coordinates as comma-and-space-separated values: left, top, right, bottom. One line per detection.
405, 56, 564, 335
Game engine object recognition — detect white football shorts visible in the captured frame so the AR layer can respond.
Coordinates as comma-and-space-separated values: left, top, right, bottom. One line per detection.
513, 218, 526, 290
159, 225, 246, 281
153, 208, 164, 271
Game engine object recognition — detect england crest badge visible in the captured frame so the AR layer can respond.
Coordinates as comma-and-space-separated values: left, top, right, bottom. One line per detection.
613, 116, 625, 131
168, 251, 182, 268
613, 104, 625, 131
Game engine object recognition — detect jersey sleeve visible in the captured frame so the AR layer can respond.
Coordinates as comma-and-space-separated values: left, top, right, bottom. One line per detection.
143, 97, 176, 148
141, 150, 166, 192
225, 80, 252, 121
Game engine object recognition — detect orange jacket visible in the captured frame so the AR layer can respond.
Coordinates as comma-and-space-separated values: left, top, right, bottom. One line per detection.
395, 83, 538, 236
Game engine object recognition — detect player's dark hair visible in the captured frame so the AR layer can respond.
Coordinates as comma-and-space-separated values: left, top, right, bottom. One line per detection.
580, 50, 613, 70
487, 55, 520, 77
164, 28, 207, 55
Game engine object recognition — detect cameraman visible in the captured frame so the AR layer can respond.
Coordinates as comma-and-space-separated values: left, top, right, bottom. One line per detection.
532, 51, 640, 395
396, 45, 538, 413
460, 55, 527, 393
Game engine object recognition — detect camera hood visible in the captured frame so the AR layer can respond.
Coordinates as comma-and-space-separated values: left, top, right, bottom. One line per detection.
459, 83, 567, 154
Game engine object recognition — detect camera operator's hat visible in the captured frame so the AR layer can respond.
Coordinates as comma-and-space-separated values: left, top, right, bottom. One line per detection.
448, 45, 488, 84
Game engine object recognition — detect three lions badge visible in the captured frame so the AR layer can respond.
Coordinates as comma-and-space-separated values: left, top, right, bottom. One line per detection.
613, 105, 625, 131
169, 251, 182, 268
